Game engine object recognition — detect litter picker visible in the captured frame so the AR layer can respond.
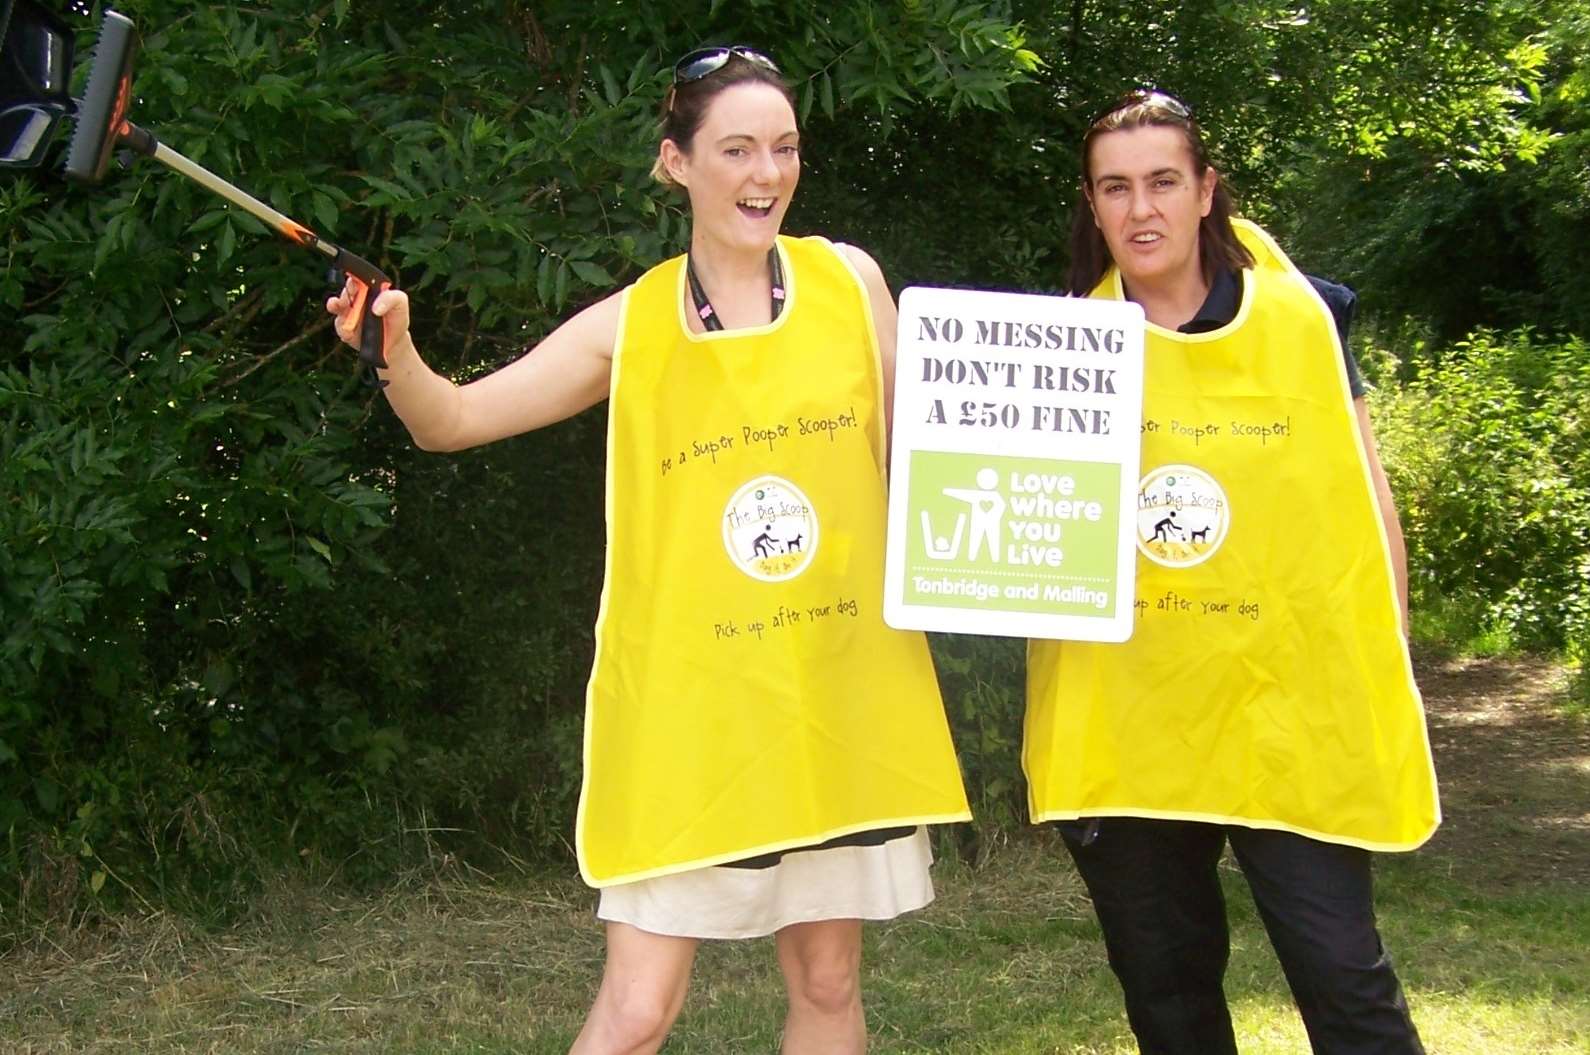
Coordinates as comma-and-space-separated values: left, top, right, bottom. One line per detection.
63, 10, 392, 378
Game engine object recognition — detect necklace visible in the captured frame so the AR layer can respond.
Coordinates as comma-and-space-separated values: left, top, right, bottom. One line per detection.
685, 247, 785, 332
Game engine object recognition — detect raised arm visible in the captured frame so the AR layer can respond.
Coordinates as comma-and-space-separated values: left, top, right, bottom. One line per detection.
328, 283, 622, 452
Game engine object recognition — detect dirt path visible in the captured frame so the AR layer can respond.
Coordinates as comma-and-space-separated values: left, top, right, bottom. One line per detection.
1415, 652, 1589, 889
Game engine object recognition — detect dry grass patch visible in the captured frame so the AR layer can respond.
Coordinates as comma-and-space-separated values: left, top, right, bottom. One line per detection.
3, 839, 1586, 1053
2, 873, 606, 1053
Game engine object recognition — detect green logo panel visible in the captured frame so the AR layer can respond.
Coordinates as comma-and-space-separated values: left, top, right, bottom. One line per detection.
904, 451, 1120, 616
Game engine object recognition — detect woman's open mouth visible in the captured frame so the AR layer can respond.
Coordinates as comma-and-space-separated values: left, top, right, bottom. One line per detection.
738, 197, 775, 219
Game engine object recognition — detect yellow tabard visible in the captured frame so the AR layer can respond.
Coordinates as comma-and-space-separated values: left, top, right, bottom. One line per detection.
1024, 220, 1440, 851
576, 235, 970, 887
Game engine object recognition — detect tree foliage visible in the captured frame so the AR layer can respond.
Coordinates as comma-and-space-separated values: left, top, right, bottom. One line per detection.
1, 0, 1035, 912
1370, 331, 1590, 654
1275, 0, 1586, 340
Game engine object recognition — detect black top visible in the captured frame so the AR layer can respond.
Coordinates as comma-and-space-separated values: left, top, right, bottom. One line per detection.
1178, 269, 1366, 399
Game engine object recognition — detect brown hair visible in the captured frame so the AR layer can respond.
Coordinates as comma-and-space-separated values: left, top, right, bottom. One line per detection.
650, 52, 797, 188
1066, 93, 1254, 295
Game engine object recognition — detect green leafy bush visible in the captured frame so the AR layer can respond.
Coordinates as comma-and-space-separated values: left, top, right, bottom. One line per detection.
1370, 330, 1590, 657
930, 634, 1027, 863
1, 0, 1035, 918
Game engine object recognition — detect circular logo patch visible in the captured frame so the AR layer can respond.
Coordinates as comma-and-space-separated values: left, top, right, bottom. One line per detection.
722, 476, 819, 582
1136, 464, 1230, 568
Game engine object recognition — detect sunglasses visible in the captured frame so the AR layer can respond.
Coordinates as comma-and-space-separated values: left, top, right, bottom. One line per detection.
672, 45, 780, 86
1091, 88, 1193, 128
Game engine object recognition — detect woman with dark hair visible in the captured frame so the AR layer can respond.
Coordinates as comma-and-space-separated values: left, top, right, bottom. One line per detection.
328, 47, 969, 1055
1065, 92, 1255, 302
1025, 90, 1440, 1054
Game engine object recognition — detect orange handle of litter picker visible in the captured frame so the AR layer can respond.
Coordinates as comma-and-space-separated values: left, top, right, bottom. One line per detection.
332, 247, 392, 383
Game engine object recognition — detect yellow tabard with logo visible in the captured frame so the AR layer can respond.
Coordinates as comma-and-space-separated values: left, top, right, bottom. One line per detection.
576, 235, 971, 887
1024, 220, 1439, 851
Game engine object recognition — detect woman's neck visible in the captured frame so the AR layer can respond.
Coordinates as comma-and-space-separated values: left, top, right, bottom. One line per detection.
686, 232, 777, 330
689, 232, 773, 285
1123, 269, 1210, 331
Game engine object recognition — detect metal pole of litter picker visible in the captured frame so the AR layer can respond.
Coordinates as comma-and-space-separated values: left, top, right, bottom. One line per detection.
148, 142, 340, 260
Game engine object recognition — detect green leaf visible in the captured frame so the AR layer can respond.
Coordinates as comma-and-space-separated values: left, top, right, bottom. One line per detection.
203, 657, 236, 698
189, 209, 230, 233
569, 260, 615, 287
312, 191, 339, 234
536, 253, 555, 305
359, 175, 413, 202
34, 777, 60, 815
600, 64, 622, 106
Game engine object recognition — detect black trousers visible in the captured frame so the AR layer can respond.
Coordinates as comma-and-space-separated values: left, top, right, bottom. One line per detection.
1059, 818, 1424, 1055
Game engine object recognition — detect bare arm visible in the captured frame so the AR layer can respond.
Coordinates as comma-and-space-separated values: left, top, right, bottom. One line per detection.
1355, 396, 1409, 635
838, 243, 900, 457
327, 284, 620, 452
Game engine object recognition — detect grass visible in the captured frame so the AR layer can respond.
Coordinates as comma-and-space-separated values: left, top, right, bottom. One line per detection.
1565, 659, 1589, 719
1, 839, 1586, 1054
1407, 595, 1517, 660
3, 652, 1587, 1053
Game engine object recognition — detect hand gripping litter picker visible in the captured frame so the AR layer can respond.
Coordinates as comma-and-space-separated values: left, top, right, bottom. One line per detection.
65, 10, 392, 380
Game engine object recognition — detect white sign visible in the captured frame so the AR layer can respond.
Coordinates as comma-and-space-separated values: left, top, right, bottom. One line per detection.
884, 286, 1145, 641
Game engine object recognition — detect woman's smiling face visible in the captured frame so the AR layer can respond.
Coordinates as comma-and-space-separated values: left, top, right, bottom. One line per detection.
662, 80, 800, 254
1086, 123, 1216, 296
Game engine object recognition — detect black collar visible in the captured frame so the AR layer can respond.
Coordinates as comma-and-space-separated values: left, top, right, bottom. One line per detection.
1178, 267, 1242, 334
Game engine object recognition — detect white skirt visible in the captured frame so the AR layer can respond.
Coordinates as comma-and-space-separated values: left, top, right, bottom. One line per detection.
595, 827, 934, 940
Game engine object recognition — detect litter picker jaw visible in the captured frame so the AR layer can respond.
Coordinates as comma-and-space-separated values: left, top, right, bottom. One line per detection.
63, 10, 391, 379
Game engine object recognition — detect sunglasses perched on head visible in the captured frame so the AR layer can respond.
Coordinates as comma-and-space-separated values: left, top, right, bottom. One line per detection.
672, 45, 779, 86
1092, 88, 1193, 127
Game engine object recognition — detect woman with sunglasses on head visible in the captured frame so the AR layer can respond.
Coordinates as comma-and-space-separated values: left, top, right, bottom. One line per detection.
328, 47, 969, 1055
1021, 91, 1439, 1054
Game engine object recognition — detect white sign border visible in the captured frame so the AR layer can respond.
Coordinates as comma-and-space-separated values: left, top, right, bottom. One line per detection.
883, 286, 1145, 642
